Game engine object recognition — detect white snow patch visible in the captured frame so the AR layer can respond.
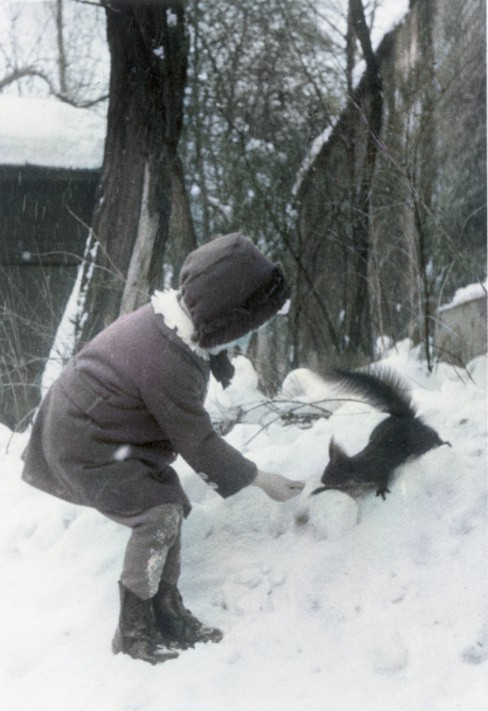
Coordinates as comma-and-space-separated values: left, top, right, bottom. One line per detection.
295, 488, 360, 541
0, 95, 105, 169
439, 278, 487, 312
292, 122, 337, 196
367, 631, 409, 674
113, 445, 132, 462
167, 10, 178, 27
41, 233, 100, 396
370, 0, 410, 48
0, 341, 486, 711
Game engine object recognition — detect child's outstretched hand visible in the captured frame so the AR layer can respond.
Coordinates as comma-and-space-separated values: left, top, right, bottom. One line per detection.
252, 470, 305, 501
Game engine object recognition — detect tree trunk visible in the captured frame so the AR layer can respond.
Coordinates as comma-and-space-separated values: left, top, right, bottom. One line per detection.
164, 154, 198, 289
412, 0, 436, 371
346, 0, 382, 356
78, 0, 191, 345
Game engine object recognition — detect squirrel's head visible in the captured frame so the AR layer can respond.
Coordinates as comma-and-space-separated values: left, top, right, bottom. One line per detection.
319, 437, 355, 491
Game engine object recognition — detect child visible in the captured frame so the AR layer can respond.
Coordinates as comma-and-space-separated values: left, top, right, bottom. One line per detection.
22, 233, 304, 664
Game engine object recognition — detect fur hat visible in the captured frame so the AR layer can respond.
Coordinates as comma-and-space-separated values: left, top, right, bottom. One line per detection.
179, 233, 291, 349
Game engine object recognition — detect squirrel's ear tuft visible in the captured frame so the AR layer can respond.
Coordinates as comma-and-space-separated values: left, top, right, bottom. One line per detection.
328, 437, 345, 460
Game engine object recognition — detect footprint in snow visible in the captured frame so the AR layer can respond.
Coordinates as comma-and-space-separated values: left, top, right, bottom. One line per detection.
461, 636, 488, 665
367, 632, 409, 674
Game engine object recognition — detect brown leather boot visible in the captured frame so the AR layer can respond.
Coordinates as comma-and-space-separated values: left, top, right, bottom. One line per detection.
112, 583, 179, 664
153, 582, 223, 650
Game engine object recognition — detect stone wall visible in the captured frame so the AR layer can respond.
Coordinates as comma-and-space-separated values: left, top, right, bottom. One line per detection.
435, 296, 487, 366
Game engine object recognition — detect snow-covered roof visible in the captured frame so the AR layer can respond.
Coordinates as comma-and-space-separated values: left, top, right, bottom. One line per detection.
0, 96, 105, 170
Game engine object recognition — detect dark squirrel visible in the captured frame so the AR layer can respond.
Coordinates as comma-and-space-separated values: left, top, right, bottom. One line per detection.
312, 368, 451, 500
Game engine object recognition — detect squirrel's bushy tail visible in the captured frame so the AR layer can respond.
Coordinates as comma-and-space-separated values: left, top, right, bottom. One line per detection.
321, 367, 416, 418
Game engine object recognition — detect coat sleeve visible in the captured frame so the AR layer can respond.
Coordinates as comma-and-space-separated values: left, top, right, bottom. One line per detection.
138, 348, 257, 498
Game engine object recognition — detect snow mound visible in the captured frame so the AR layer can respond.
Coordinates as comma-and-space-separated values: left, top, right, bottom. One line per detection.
295, 488, 360, 541
0, 343, 486, 711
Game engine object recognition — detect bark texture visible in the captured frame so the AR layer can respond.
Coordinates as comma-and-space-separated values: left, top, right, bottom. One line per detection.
79, 1, 194, 345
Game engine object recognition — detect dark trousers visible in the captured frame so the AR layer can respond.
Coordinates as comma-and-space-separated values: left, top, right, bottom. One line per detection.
106, 503, 184, 600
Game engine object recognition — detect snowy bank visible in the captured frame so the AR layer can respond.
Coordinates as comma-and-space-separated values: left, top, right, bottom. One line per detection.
0, 345, 486, 711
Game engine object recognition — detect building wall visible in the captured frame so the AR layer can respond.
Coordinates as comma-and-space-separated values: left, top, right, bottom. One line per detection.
435, 297, 487, 366
292, 0, 486, 374
0, 165, 99, 428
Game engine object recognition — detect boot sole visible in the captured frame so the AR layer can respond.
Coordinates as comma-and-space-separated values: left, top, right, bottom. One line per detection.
112, 629, 179, 663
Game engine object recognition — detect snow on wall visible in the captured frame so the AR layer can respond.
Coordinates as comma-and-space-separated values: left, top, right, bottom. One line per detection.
439, 278, 487, 313
435, 279, 487, 364
0, 96, 106, 170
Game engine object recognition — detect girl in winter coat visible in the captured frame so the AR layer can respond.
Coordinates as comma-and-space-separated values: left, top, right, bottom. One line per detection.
21, 233, 304, 664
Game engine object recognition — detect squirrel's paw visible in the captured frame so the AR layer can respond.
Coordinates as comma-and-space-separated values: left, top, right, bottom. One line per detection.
375, 486, 391, 500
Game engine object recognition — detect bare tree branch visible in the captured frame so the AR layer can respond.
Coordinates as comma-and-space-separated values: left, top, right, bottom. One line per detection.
0, 66, 40, 92
0, 64, 108, 107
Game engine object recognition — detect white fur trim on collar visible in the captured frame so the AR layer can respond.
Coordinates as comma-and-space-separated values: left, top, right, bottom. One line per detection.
151, 289, 210, 360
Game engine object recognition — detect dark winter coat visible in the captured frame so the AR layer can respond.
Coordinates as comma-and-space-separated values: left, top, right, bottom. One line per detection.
21, 304, 256, 517
21, 233, 290, 518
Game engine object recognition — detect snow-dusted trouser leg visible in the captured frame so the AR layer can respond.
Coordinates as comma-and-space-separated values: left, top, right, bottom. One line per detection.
107, 503, 184, 600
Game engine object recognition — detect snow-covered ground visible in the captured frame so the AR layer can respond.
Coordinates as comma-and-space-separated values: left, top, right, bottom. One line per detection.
0, 342, 486, 711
